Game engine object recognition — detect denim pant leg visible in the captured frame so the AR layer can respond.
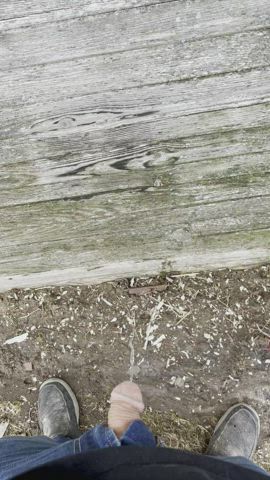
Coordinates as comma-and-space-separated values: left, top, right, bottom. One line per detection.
218, 456, 270, 476
79, 420, 156, 450
0, 420, 156, 480
0, 435, 81, 480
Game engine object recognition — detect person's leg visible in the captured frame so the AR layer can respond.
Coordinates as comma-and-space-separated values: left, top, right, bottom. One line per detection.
206, 403, 270, 476
0, 378, 81, 480
79, 420, 156, 450
0, 379, 156, 480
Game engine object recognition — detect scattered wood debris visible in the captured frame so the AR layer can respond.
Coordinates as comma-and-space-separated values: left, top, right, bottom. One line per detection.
128, 285, 167, 296
23, 362, 33, 372
0, 422, 9, 438
144, 299, 164, 350
3, 333, 28, 345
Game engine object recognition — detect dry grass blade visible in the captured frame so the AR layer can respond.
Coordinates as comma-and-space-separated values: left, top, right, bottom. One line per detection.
143, 409, 211, 452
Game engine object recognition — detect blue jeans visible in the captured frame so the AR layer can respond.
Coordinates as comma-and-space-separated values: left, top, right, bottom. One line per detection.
0, 421, 156, 480
0, 420, 268, 480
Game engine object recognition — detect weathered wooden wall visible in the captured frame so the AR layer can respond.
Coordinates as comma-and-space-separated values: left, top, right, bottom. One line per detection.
0, 0, 270, 291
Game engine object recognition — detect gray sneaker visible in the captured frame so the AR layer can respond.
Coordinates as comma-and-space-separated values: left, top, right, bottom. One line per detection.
207, 403, 260, 459
38, 378, 80, 439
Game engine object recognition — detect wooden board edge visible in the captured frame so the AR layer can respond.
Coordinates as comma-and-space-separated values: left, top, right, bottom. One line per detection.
0, 247, 269, 292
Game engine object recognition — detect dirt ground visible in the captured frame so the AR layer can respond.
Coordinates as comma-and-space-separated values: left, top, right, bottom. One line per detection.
0, 265, 270, 468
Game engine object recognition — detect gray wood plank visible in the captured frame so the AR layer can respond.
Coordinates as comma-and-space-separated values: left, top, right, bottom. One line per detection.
1, 101, 270, 205
1, 233, 269, 291
1, 153, 270, 208
2, 67, 270, 139
2, 33, 270, 109
0, 0, 270, 290
2, 120, 270, 172
0, 0, 269, 34
1, 4, 270, 68
0, 192, 269, 290
0, 0, 173, 24
1, 189, 270, 254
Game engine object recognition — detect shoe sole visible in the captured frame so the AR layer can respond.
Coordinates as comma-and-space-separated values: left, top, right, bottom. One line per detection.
207, 402, 260, 458
40, 378, 79, 422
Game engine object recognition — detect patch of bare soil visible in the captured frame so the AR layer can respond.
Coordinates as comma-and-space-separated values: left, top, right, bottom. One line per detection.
0, 266, 270, 468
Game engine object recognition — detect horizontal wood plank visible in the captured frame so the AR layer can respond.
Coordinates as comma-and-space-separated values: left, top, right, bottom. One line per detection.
0, 192, 269, 287
1, 6, 270, 69
0, 0, 174, 24
0, 0, 269, 34
2, 67, 270, 140
2, 34, 270, 110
